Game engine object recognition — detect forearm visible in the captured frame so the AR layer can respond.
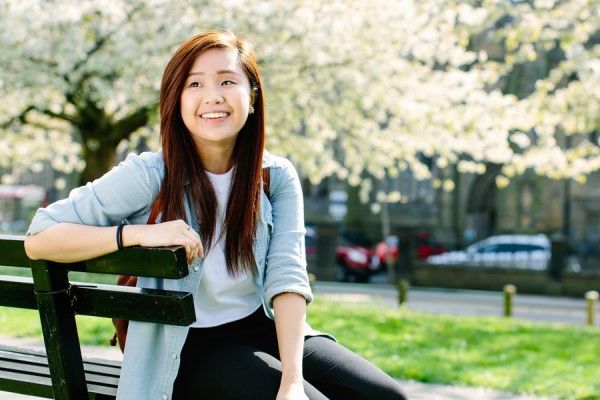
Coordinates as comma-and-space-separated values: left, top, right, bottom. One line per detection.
273, 292, 307, 386
24, 223, 142, 262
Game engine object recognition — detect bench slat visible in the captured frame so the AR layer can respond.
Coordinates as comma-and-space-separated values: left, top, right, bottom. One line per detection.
0, 275, 37, 309
0, 347, 121, 377
0, 345, 120, 398
0, 368, 118, 398
0, 276, 196, 326
0, 347, 120, 370
0, 235, 189, 279
0, 235, 30, 269
0, 369, 54, 398
0, 359, 120, 386
72, 284, 196, 325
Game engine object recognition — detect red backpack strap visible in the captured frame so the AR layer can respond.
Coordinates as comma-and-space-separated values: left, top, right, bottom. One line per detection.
147, 198, 161, 225
262, 167, 270, 199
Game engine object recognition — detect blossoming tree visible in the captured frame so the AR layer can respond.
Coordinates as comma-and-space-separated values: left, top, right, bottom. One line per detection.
0, 0, 598, 193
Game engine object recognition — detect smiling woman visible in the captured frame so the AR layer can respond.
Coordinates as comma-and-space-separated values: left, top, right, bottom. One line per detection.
179, 48, 256, 173
24, 30, 407, 400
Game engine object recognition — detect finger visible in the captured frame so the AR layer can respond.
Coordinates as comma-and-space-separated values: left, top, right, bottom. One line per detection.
181, 227, 203, 257
185, 242, 194, 264
175, 236, 194, 263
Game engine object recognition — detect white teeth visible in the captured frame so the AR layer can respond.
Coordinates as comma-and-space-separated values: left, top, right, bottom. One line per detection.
201, 112, 229, 119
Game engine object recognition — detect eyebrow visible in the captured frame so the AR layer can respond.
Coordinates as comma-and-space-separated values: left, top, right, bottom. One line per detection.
187, 70, 242, 77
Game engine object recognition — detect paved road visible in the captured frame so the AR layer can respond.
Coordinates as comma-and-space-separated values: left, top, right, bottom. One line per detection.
314, 280, 598, 327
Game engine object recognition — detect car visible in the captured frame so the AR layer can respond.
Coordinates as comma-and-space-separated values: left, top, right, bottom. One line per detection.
374, 232, 447, 264
335, 235, 381, 283
425, 234, 551, 270
414, 231, 447, 260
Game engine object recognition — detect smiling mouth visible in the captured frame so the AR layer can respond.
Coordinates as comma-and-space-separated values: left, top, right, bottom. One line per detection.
200, 112, 230, 119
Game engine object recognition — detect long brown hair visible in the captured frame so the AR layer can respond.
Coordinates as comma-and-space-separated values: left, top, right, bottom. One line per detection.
152, 30, 265, 277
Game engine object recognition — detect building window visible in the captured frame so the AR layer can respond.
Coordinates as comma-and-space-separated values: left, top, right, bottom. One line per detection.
586, 213, 600, 242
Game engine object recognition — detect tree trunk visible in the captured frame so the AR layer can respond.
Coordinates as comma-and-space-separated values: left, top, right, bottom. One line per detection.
74, 103, 150, 186
381, 199, 396, 284
452, 164, 462, 249
79, 140, 119, 185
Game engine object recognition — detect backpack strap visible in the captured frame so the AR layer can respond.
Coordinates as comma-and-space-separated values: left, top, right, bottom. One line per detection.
262, 167, 270, 199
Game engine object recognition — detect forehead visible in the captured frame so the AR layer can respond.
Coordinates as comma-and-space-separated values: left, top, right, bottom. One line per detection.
188, 47, 246, 76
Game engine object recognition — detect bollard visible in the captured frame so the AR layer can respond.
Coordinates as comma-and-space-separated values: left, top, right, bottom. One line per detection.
585, 290, 598, 327
398, 279, 409, 306
503, 284, 516, 317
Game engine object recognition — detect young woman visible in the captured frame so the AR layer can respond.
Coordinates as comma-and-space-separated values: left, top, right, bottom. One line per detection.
24, 30, 407, 400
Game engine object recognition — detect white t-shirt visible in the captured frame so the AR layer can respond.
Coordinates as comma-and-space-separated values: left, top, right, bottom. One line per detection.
191, 168, 262, 328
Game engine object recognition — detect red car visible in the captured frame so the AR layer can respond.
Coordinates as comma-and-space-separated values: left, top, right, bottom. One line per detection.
335, 232, 446, 282
374, 232, 447, 265
335, 238, 381, 283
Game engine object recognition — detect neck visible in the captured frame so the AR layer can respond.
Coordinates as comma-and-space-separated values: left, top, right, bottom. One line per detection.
196, 140, 235, 174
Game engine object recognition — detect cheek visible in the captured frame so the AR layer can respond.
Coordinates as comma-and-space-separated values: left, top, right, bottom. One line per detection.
180, 96, 194, 118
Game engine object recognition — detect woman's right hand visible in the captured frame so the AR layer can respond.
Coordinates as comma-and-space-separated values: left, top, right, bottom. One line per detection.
124, 219, 204, 264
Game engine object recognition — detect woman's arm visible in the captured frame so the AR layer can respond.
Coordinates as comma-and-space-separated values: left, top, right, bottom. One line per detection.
273, 292, 309, 400
24, 220, 203, 263
263, 159, 314, 310
24, 152, 202, 264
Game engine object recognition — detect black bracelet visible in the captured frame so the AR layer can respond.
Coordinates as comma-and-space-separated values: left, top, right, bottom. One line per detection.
116, 223, 125, 250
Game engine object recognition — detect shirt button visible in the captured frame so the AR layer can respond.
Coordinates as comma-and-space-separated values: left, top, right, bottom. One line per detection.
162, 395, 168, 400
172, 352, 178, 359
193, 265, 199, 272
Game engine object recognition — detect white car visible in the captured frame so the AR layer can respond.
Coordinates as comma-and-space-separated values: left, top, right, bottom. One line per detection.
425, 234, 551, 270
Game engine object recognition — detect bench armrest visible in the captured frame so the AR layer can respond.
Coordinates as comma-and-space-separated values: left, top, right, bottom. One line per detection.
0, 235, 188, 279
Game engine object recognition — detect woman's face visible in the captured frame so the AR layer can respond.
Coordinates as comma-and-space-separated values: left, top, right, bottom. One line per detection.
180, 48, 253, 148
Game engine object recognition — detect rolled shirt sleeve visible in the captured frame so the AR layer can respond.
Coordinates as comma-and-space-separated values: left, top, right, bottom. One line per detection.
27, 152, 162, 236
263, 158, 314, 309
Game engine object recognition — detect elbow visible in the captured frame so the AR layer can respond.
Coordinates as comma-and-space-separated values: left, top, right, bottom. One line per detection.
24, 235, 40, 260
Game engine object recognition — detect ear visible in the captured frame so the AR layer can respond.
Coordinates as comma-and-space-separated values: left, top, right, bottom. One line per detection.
250, 87, 258, 107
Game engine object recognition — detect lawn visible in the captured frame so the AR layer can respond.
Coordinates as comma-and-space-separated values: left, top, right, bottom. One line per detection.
309, 300, 599, 400
1, 297, 597, 399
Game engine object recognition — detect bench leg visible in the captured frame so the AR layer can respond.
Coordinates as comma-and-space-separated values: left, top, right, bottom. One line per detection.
31, 260, 89, 400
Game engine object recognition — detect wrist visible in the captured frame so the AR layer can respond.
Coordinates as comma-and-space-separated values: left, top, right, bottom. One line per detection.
280, 370, 303, 386
121, 225, 140, 247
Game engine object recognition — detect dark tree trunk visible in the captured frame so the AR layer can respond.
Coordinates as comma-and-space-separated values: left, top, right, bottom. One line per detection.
74, 102, 151, 186
79, 139, 120, 185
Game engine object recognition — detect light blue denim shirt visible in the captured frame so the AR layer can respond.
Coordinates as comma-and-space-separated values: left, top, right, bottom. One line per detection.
27, 150, 331, 400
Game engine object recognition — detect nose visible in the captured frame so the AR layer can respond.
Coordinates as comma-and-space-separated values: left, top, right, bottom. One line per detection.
202, 86, 224, 104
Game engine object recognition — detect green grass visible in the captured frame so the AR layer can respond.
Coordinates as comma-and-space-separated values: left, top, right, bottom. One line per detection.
1, 289, 598, 399
308, 300, 600, 399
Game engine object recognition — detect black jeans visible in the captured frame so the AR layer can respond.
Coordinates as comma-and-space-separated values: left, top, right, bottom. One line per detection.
172, 307, 407, 400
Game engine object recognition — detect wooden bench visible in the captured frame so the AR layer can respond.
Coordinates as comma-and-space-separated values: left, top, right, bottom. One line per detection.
0, 234, 196, 399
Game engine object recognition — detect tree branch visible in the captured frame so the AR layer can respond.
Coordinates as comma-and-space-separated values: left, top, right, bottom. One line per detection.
111, 105, 153, 143
64, 3, 146, 84
1, 105, 77, 130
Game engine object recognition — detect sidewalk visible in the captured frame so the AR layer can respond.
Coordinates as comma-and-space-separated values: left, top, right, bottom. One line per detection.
0, 336, 551, 400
